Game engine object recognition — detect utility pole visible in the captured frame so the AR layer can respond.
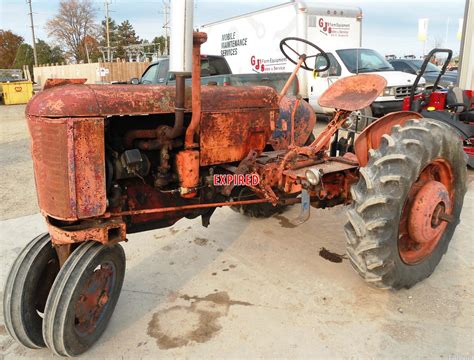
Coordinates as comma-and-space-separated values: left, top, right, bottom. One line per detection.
27, 0, 38, 66
163, 0, 170, 55
105, 0, 111, 62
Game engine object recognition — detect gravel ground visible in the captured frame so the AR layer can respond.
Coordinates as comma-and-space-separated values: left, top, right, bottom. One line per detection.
0, 104, 38, 220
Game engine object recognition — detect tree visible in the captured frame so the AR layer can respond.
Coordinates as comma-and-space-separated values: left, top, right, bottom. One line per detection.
152, 36, 168, 55
0, 30, 24, 68
116, 20, 140, 59
98, 18, 118, 61
100, 18, 118, 47
13, 43, 34, 70
84, 35, 101, 62
45, 0, 98, 62
36, 40, 65, 64
13, 40, 65, 80
14, 40, 65, 69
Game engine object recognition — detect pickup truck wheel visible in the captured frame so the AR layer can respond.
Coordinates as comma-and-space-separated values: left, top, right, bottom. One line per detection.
3, 233, 59, 349
347, 106, 372, 131
304, 133, 315, 146
344, 119, 467, 289
42, 241, 125, 357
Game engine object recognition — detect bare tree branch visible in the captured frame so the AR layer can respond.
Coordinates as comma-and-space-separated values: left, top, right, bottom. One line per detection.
45, 0, 98, 62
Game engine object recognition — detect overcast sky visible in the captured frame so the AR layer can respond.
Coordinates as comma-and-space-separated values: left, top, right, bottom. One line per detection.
0, 0, 467, 57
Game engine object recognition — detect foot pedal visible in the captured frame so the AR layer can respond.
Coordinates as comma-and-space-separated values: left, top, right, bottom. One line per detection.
291, 189, 310, 226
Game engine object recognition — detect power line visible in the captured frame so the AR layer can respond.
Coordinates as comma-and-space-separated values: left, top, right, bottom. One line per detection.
27, 0, 38, 66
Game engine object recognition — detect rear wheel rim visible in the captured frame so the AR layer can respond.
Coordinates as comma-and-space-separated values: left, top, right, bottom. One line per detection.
398, 158, 454, 264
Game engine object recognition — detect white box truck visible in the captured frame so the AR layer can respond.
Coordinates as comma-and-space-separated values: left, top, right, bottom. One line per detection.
201, 1, 424, 123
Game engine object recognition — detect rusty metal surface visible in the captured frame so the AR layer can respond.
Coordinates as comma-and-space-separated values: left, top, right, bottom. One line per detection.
200, 108, 275, 166
113, 198, 273, 217
185, 32, 208, 149
43, 78, 87, 90
27, 115, 106, 220
308, 110, 352, 154
408, 180, 451, 244
26, 84, 279, 118
73, 119, 107, 218
354, 111, 423, 166
176, 150, 200, 197
318, 74, 387, 111
28, 116, 72, 218
270, 96, 316, 150
398, 159, 454, 264
279, 56, 305, 98
47, 217, 126, 245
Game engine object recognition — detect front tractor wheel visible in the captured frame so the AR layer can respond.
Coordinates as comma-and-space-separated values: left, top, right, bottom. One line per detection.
3, 233, 60, 349
42, 241, 125, 357
345, 119, 467, 289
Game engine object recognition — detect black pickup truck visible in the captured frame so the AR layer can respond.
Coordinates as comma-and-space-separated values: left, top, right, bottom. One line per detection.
132, 55, 297, 95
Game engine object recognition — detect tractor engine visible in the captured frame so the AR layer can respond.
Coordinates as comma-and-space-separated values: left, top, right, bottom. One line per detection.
25, 82, 288, 235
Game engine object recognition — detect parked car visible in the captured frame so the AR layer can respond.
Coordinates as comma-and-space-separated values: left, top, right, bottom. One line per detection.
389, 59, 458, 88
132, 55, 298, 95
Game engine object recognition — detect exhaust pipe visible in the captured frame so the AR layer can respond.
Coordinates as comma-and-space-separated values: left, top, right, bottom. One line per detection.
185, 32, 207, 149
169, 0, 205, 198
168, 0, 194, 139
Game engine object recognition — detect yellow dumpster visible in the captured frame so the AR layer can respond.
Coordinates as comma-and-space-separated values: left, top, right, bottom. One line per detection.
1, 81, 34, 105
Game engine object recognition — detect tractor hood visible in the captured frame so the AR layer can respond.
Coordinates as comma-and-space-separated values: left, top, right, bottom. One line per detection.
26, 84, 279, 118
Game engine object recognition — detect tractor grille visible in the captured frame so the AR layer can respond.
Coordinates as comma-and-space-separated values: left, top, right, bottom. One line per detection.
28, 117, 73, 219
395, 86, 412, 98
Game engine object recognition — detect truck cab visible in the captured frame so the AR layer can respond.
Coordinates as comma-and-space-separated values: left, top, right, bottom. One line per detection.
309, 48, 426, 117
137, 55, 232, 84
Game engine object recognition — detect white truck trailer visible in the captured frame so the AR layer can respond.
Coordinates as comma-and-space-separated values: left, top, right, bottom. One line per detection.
201, 1, 423, 121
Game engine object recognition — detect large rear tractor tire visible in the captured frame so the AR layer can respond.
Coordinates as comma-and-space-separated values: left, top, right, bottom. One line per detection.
3, 233, 60, 349
42, 241, 125, 357
344, 118, 467, 289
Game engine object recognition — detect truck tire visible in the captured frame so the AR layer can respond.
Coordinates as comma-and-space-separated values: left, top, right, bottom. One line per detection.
42, 241, 125, 357
344, 118, 467, 289
348, 106, 373, 131
304, 133, 315, 146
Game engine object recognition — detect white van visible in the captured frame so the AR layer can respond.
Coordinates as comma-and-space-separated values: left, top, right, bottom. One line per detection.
201, 0, 424, 120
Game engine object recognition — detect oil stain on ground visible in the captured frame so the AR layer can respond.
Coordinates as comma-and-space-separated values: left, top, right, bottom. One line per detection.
273, 214, 297, 229
193, 237, 209, 246
147, 292, 252, 349
319, 247, 347, 263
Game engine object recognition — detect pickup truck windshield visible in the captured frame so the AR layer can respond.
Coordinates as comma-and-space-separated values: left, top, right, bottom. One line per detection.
336, 49, 394, 73
410, 60, 441, 73
140, 56, 232, 84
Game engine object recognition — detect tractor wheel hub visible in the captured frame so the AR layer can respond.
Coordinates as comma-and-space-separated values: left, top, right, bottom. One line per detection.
408, 180, 452, 244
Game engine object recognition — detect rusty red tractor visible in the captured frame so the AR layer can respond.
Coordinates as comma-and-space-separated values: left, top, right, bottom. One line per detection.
3, 34, 467, 357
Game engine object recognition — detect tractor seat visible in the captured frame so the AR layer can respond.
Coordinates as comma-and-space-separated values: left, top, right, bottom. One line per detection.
446, 87, 474, 122
318, 74, 387, 111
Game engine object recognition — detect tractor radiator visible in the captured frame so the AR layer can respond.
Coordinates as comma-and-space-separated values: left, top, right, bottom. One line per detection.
27, 116, 106, 221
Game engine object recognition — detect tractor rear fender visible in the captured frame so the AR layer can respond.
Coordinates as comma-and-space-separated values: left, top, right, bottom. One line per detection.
354, 111, 423, 167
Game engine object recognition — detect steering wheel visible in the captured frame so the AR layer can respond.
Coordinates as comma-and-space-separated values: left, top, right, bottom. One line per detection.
280, 37, 330, 72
